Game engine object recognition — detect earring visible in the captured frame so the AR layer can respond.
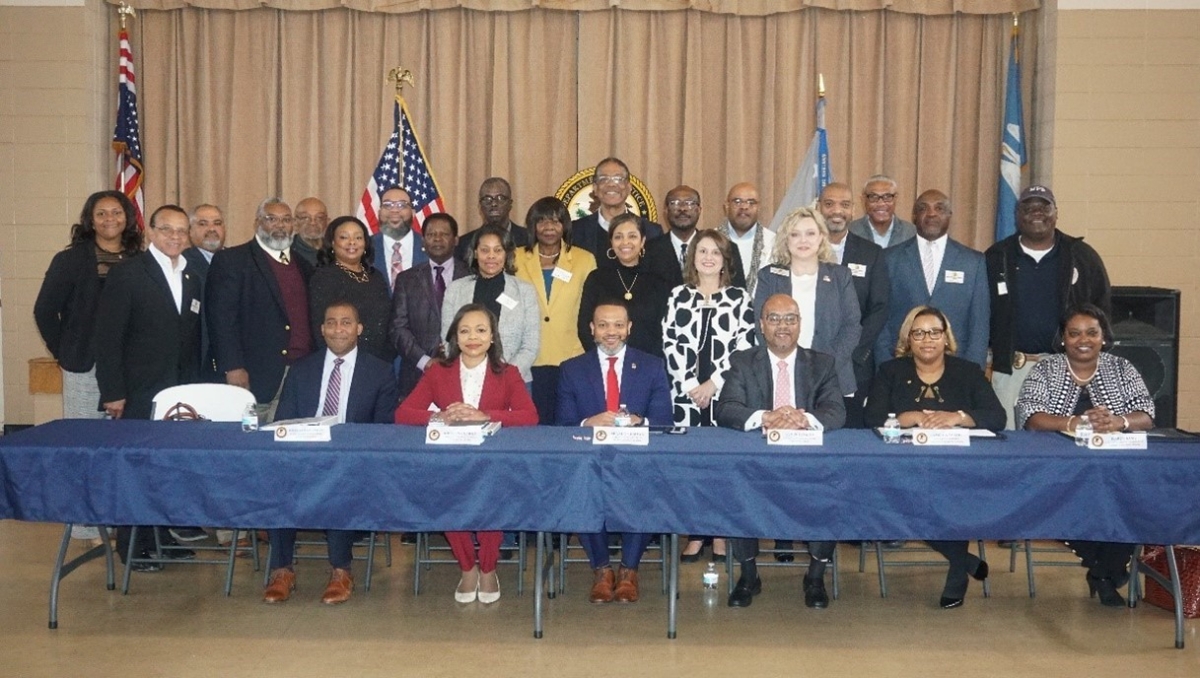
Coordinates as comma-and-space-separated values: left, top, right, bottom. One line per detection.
639, 248, 646, 259
606, 248, 616, 260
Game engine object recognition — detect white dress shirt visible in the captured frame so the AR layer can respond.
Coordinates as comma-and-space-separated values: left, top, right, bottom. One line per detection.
317, 347, 358, 423
727, 223, 776, 277
147, 243, 187, 313
255, 235, 291, 264
459, 357, 488, 409
828, 237, 847, 265
790, 272, 817, 349
670, 232, 692, 267
921, 234, 948, 293
868, 217, 898, 248
382, 231, 415, 276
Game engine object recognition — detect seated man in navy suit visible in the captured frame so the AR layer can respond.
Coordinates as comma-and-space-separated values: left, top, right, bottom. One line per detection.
556, 300, 672, 604
715, 294, 846, 610
263, 301, 400, 605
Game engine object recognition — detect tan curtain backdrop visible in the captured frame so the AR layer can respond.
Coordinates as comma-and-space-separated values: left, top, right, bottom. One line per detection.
131, 6, 1037, 249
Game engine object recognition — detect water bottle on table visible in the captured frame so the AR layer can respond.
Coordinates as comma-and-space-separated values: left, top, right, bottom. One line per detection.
1074, 414, 1092, 447
614, 404, 632, 428
882, 413, 902, 444
241, 402, 259, 432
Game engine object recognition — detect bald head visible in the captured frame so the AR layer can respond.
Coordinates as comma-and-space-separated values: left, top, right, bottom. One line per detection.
724, 182, 760, 235
912, 189, 952, 241
294, 197, 329, 247
818, 182, 854, 239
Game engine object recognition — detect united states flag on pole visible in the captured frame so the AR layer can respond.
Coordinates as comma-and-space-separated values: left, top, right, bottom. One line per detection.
995, 25, 1026, 242
769, 95, 832, 232
357, 96, 445, 234
112, 27, 145, 231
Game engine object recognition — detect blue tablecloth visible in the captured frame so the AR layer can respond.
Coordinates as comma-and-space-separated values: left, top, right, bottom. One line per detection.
2, 420, 1198, 543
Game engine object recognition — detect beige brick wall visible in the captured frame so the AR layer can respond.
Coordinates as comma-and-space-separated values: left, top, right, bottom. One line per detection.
1053, 8, 1200, 430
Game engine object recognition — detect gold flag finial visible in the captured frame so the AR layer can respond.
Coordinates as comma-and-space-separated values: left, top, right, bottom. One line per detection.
818, 73, 826, 99
388, 68, 415, 97
117, 2, 136, 30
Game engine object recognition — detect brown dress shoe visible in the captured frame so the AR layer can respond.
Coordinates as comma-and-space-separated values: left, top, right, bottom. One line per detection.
614, 566, 640, 603
263, 568, 296, 603
588, 566, 616, 604
321, 568, 354, 605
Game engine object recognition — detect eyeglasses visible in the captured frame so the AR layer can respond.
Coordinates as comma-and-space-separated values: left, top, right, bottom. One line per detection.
381, 200, 412, 210
595, 175, 628, 185
729, 198, 758, 207
1018, 202, 1055, 215
154, 226, 189, 238
865, 193, 896, 204
909, 328, 945, 341
479, 195, 511, 206
261, 215, 293, 225
764, 313, 800, 326
667, 199, 699, 209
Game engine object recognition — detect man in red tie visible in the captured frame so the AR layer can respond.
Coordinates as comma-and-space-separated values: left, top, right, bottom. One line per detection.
555, 300, 673, 603
715, 294, 846, 610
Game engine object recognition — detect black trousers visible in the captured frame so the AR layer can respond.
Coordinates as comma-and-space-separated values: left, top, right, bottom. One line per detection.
1066, 540, 1135, 581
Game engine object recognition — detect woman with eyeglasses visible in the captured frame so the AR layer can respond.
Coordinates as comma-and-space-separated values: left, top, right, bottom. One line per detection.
308, 216, 395, 363
1015, 303, 1154, 607
864, 305, 1004, 609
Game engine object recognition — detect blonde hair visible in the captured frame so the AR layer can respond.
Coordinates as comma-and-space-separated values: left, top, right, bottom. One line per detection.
769, 206, 835, 267
894, 305, 958, 358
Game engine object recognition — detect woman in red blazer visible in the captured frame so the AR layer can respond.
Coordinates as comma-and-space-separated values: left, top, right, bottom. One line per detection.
395, 303, 538, 604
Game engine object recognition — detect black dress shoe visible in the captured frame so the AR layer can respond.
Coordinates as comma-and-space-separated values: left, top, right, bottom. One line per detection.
971, 560, 989, 581
803, 576, 829, 609
939, 596, 964, 609
775, 552, 795, 563
399, 533, 417, 545
727, 577, 762, 608
1087, 573, 1126, 607
159, 547, 196, 560
127, 558, 164, 573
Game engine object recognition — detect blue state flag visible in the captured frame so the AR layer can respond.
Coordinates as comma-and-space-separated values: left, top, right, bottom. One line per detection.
770, 97, 832, 232
995, 31, 1026, 241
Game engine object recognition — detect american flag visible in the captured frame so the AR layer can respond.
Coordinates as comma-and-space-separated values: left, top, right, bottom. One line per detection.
112, 28, 145, 230
357, 96, 445, 234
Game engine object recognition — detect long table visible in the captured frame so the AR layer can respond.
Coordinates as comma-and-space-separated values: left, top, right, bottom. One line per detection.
1, 420, 1196, 644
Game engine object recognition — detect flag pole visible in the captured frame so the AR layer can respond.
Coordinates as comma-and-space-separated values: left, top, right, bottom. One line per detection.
388, 67, 414, 101
117, 2, 134, 30
818, 72, 825, 100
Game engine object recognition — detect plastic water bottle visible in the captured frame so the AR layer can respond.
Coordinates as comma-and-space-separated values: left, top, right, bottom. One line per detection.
702, 562, 719, 606
1074, 414, 1092, 447
241, 403, 259, 432
882, 413, 902, 444
613, 404, 632, 427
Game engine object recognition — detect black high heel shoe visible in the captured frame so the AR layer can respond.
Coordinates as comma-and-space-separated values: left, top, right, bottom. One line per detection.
679, 540, 704, 563
971, 560, 989, 581
1086, 573, 1127, 607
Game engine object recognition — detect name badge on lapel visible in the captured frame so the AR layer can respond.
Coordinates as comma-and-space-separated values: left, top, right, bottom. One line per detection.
190, 299, 201, 314
944, 270, 965, 285
997, 281, 1008, 296
496, 292, 518, 310
769, 266, 789, 277
551, 267, 573, 283
847, 263, 867, 278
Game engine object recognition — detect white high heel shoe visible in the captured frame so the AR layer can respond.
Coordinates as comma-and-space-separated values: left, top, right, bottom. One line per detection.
455, 567, 479, 603
477, 571, 501, 604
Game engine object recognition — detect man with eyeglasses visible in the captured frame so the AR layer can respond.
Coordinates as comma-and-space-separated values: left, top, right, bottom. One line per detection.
715, 294, 846, 609
94, 204, 203, 569
571, 157, 664, 267
877, 189, 990, 370
985, 185, 1111, 429
208, 197, 315, 422
718, 182, 775, 296
371, 186, 428, 296
644, 185, 747, 289
454, 177, 530, 262
848, 175, 916, 249
290, 197, 329, 267
184, 204, 227, 384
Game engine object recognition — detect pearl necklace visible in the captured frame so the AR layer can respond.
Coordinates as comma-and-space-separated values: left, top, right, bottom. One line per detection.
1067, 362, 1096, 384
537, 248, 561, 259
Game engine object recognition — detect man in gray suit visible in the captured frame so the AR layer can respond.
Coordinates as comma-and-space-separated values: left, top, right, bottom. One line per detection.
389, 212, 467, 398
877, 190, 990, 368
715, 294, 846, 610
848, 175, 917, 249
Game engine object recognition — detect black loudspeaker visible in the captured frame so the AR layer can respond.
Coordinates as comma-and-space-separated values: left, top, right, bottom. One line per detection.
1107, 286, 1181, 428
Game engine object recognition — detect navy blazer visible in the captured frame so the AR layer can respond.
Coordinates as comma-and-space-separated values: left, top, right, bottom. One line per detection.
371, 231, 428, 293
182, 247, 220, 382
570, 212, 664, 268
555, 346, 673, 425
752, 262, 862, 396
389, 258, 469, 398
714, 345, 846, 431
878, 237, 990, 369
840, 233, 889, 389
205, 239, 315, 402
275, 349, 399, 424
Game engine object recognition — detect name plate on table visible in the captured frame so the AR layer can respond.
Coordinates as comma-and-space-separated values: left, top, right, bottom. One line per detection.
912, 428, 970, 446
592, 426, 649, 446
273, 415, 338, 442
766, 429, 823, 446
1088, 432, 1148, 450
425, 421, 502, 446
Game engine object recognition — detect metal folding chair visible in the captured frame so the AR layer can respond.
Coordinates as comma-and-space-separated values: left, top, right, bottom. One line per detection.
873, 540, 991, 598
265, 531, 390, 591
413, 532, 527, 595
550, 533, 669, 597
722, 540, 841, 599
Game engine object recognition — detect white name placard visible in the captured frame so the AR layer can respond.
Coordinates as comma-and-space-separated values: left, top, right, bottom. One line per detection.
912, 428, 971, 446
425, 424, 486, 446
274, 424, 332, 442
592, 426, 650, 446
1087, 432, 1148, 450
766, 429, 823, 446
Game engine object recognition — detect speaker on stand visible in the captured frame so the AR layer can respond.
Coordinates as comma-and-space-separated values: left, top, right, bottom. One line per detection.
1107, 286, 1181, 429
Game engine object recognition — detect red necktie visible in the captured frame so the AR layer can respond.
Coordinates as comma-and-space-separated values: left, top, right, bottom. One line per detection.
605, 356, 620, 413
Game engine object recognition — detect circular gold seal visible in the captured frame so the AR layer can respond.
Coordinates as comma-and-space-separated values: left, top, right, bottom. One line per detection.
595, 429, 608, 442
915, 432, 929, 444
768, 430, 781, 443
275, 426, 287, 438
428, 429, 441, 441
555, 167, 658, 224
1090, 434, 1103, 448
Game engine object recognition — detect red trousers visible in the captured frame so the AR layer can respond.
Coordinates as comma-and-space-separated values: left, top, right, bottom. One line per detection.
446, 531, 503, 573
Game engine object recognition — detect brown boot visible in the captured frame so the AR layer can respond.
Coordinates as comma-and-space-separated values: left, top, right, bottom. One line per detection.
263, 568, 296, 603
321, 567, 354, 605
588, 566, 616, 604
614, 566, 640, 603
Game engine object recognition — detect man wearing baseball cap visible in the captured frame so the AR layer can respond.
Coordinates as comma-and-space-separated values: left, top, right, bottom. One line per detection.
985, 185, 1112, 429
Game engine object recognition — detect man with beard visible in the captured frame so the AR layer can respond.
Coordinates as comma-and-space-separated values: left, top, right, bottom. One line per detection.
371, 186, 428, 295
207, 197, 315, 421
644, 185, 746, 289
571, 157, 663, 267
848, 175, 916, 249
454, 177, 530, 262
818, 182, 889, 427
289, 197, 329, 267
717, 182, 774, 296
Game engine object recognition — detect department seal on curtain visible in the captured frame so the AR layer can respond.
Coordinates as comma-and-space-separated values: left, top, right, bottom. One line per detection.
555, 167, 658, 224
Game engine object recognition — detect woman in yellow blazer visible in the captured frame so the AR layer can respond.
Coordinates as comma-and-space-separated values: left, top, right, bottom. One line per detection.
515, 197, 598, 424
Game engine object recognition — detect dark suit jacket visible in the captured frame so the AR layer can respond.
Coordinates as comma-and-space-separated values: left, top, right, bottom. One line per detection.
394, 359, 539, 426
454, 220, 531, 263
863, 355, 1006, 431
555, 347, 673, 425
182, 247, 221, 382
878, 237, 990, 369
642, 232, 747, 290
34, 241, 129, 372
371, 231, 428, 293
275, 348, 399, 423
570, 212, 664, 268
714, 345, 846, 431
848, 215, 917, 248
93, 254, 202, 420
389, 258, 469, 397
206, 239, 315, 402
841, 233, 889, 390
